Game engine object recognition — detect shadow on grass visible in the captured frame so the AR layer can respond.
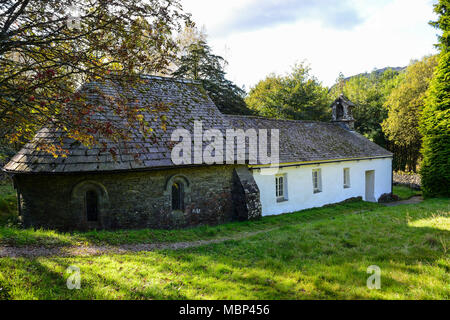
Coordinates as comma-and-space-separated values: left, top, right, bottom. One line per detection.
149, 199, 449, 299
1, 198, 448, 299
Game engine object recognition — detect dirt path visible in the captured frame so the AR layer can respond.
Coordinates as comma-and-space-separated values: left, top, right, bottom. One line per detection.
0, 229, 276, 258
382, 195, 424, 207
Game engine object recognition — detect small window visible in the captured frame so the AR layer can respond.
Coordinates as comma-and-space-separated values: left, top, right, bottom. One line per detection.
171, 181, 185, 211
275, 175, 287, 201
85, 190, 98, 222
312, 169, 322, 193
343, 168, 350, 188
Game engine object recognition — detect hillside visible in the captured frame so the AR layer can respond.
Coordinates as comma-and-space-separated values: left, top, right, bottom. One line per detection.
346, 66, 406, 80
331, 66, 406, 89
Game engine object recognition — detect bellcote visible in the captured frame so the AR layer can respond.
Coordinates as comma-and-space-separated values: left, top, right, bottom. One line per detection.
331, 94, 355, 131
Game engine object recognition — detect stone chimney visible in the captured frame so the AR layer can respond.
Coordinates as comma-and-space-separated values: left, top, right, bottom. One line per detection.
331, 94, 355, 131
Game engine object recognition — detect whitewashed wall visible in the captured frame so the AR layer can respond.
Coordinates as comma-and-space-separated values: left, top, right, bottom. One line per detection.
252, 157, 392, 216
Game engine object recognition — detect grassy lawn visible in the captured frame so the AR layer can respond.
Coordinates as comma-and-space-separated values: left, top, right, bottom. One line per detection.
0, 197, 448, 299
393, 185, 422, 200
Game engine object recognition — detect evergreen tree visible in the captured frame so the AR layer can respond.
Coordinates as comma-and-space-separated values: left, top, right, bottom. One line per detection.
173, 37, 252, 115
419, 0, 450, 197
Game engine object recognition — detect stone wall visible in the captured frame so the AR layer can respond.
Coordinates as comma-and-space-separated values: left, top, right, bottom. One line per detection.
14, 165, 252, 231
393, 171, 421, 190
232, 167, 262, 221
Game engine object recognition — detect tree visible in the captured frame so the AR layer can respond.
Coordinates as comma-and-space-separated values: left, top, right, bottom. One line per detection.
382, 56, 438, 172
419, 0, 450, 197
245, 63, 330, 121
173, 28, 252, 115
330, 68, 402, 147
0, 0, 189, 155
335, 72, 346, 93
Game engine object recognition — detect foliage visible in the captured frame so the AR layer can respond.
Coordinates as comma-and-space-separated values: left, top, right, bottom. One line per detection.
331, 68, 402, 147
0, 139, 17, 165
0, 0, 189, 155
245, 63, 331, 121
419, 0, 450, 197
0, 198, 448, 299
0, 181, 17, 225
382, 56, 438, 172
173, 28, 252, 115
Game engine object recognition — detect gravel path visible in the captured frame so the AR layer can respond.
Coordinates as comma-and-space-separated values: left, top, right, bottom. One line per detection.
0, 229, 275, 258
382, 196, 424, 207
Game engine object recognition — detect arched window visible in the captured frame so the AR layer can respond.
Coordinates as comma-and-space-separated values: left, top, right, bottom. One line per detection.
85, 190, 98, 222
164, 175, 190, 213
171, 181, 184, 211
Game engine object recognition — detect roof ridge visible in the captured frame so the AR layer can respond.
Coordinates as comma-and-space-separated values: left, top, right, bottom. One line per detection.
225, 114, 329, 124
139, 74, 202, 85
83, 74, 203, 86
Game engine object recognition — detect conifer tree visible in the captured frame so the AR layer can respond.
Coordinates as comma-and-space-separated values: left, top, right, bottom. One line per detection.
173, 33, 252, 115
419, 0, 450, 197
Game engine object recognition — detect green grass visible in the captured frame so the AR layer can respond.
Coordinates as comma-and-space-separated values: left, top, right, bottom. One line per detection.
393, 185, 422, 200
0, 199, 381, 247
0, 197, 448, 300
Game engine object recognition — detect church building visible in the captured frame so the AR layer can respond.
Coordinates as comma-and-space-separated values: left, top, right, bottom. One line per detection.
3, 76, 392, 230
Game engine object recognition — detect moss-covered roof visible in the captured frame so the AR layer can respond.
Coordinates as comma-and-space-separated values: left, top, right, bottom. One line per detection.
4, 76, 230, 173
226, 115, 392, 164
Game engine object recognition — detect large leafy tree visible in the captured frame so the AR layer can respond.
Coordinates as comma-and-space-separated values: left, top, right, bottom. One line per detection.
173, 28, 252, 115
245, 63, 330, 121
331, 69, 402, 147
382, 56, 438, 172
0, 0, 189, 155
419, 0, 450, 197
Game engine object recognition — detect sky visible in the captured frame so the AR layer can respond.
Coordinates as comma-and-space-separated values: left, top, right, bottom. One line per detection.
181, 0, 439, 90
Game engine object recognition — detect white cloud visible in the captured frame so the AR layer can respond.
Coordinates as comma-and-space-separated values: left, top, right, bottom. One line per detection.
208, 0, 364, 36
181, 0, 438, 89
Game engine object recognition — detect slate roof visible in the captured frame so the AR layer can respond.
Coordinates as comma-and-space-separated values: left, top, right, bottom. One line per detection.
4, 76, 392, 174
4, 76, 231, 173
226, 115, 392, 165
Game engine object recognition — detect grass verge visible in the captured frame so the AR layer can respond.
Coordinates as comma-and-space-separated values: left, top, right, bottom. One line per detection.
393, 185, 422, 200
